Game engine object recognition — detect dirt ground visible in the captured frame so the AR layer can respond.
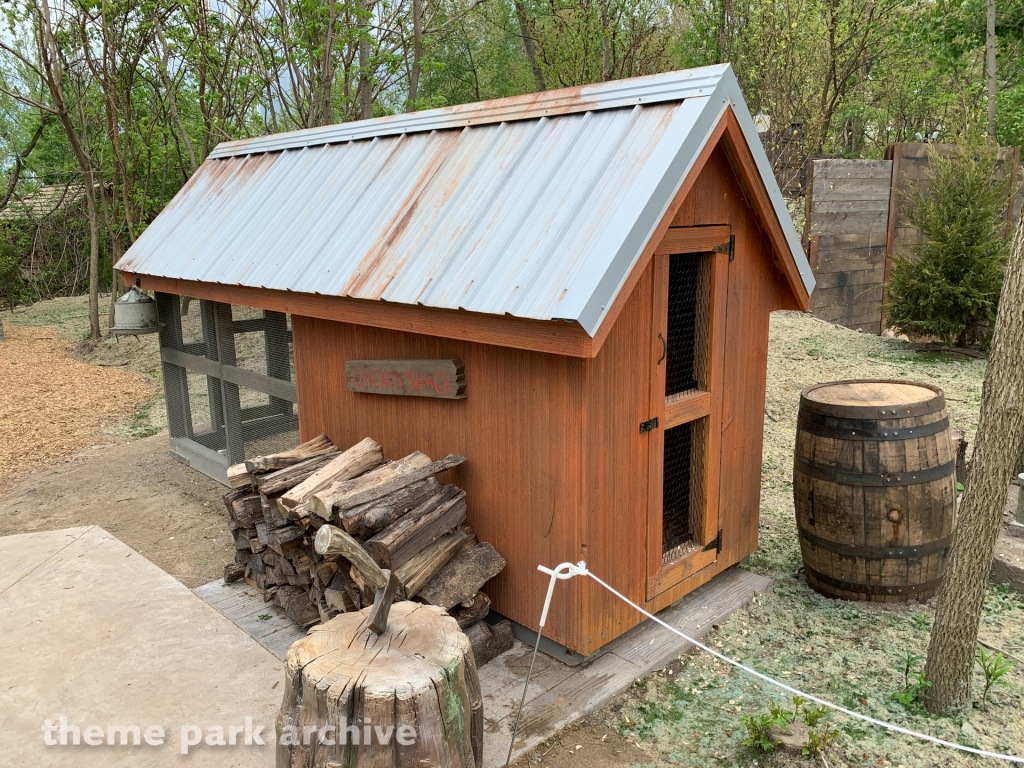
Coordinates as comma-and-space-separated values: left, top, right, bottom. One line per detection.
2, 298, 1021, 766
0, 434, 231, 587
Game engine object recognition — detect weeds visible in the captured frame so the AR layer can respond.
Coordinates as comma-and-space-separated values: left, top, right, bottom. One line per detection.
977, 645, 1014, 707
740, 697, 838, 757
891, 652, 931, 710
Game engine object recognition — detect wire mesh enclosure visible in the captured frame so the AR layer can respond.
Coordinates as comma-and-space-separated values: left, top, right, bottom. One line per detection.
661, 250, 713, 563
156, 293, 298, 484
665, 253, 711, 397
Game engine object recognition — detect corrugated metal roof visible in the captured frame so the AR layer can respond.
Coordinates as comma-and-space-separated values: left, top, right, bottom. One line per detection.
117, 64, 814, 336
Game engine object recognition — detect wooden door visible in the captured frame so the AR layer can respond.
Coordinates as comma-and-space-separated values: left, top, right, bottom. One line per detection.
645, 242, 730, 600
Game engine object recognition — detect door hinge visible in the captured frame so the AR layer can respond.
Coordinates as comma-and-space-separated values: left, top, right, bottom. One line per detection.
639, 417, 659, 433
703, 529, 723, 555
713, 234, 736, 261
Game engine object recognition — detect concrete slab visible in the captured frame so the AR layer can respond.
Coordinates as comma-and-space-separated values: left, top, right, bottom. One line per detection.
0, 526, 281, 767
196, 564, 771, 768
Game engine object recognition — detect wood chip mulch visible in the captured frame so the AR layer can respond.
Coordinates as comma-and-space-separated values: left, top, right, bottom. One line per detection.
0, 323, 152, 491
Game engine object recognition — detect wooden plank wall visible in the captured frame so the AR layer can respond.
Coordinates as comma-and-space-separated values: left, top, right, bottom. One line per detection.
805, 159, 892, 334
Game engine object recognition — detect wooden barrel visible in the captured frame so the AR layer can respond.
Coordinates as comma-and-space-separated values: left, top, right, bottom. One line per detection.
793, 380, 956, 602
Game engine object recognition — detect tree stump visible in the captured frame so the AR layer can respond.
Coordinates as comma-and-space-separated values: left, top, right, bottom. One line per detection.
276, 601, 483, 768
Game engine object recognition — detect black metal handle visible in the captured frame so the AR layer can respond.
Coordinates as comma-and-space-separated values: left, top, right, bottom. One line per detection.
657, 333, 667, 364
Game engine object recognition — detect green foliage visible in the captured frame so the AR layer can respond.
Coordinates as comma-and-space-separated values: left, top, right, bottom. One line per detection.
884, 144, 1012, 347
801, 721, 839, 757
976, 645, 1014, 706
740, 710, 785, 753
0, 241, 21, 308
891, 651, 932, 710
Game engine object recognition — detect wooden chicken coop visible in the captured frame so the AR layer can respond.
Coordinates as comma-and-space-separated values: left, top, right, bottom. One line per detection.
117, 64, 814, 656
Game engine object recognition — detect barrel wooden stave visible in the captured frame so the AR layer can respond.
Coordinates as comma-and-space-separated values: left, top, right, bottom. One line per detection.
793, 380, 956, 602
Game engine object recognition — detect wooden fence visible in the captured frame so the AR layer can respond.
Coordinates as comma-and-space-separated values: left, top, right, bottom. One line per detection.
805, 144, 1022, 335
805, 159, 892, 334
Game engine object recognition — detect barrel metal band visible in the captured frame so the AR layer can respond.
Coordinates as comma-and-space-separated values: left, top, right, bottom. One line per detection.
798, 525, 952, 559
794, 458, 955, 487
797, 416, 949, 442
804, 564, 944, 597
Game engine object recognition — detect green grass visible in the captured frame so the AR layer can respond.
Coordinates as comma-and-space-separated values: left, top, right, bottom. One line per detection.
616, 312, 1021, 767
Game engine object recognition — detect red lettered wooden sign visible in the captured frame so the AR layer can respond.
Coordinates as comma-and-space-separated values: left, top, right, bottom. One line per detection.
345, 359, 466, 399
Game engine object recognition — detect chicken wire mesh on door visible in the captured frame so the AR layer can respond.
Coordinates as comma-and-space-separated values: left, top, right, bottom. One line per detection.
665, 253, 711, 398
156, 293, 298, 484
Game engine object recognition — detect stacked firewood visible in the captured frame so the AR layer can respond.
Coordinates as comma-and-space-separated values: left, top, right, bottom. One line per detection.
221, 434, 513, 665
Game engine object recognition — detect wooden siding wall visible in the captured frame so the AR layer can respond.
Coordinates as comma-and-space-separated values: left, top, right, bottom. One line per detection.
291, 319, 586, 650
805, 159, 892, 334
291, 142, 789, 655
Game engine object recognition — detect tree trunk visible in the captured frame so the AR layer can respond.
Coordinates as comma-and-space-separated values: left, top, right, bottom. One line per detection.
986, 0, 997, 138
358, 0, 374, 120
513, 0, 545, 92
924, 215, 1024, 714
407, 0, 423, 110
276, 602, 483, 767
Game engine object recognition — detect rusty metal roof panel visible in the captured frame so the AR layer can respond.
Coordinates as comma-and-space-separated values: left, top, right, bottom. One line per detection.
117, 64, 814, 336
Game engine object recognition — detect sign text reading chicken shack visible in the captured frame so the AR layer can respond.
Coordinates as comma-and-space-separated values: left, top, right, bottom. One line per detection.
344, 359, 466, 400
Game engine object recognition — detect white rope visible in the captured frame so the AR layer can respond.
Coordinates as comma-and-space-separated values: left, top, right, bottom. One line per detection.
550, 562, 1024, 764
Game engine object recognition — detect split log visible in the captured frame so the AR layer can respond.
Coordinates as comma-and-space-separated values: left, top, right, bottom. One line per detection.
255, 452, 341, 496
464, 619, 513, 667
268, 524, 306, 555
223, 491, 261, 527
309, 453, 467, 521
314, 525, 388, 590
276, 602, 483, 768
226, 463, 252, 489
245, 432, 336, 473
260, 493, 291, 529
364, 486, 467, 570
223, 562, 245, 583
278, 437, 384, 514
450, 592, 490, 629
394, 527, 467, 597
340, 478, 440, 538
275, 585, 320, 627
418, 543, 506, 610
324, 587, 358, 613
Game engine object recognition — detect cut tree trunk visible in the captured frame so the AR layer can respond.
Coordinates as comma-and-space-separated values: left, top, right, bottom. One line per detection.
924, 216, 1024, 714
278, 437, 384, 514
310, 453, 466, 521
418, 543, 506, 610
363, 486, 467, 570
340, 477, 440, 538
245, 432, 336, 472
276, 602, 483, 768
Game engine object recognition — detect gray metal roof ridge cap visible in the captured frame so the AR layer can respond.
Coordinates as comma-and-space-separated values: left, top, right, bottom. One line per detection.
208, 65, 730, 159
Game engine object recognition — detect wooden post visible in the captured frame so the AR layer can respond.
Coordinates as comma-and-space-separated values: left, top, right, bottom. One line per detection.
155, 292, 194, 440
213, 301, 244, 464
276, 602, 483, 767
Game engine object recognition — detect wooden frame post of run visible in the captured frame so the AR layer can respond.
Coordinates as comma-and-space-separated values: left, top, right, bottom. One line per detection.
645, 228, 730, 600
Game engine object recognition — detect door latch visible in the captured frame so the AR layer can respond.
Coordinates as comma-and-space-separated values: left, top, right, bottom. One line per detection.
639, 417, 659, 433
